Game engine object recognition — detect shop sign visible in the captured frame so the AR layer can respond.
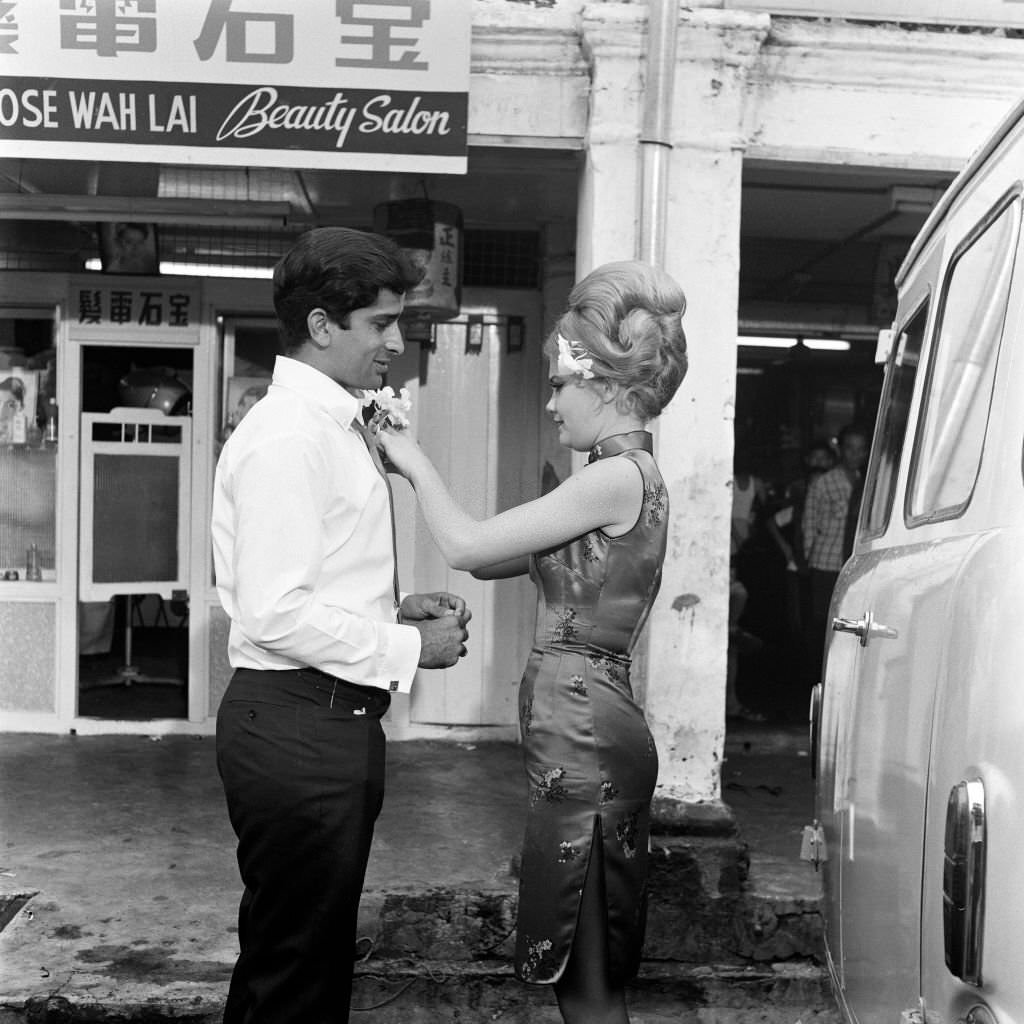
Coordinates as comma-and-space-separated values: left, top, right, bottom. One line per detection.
723, 0, 1024, 28
0, 1, 469, 173
72, 282, 199, 330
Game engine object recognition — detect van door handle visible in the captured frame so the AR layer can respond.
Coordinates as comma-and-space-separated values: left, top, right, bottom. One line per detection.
832, 611, 898, 647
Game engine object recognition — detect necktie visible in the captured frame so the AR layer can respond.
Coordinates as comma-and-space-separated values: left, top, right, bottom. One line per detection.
353, 418, 401, 613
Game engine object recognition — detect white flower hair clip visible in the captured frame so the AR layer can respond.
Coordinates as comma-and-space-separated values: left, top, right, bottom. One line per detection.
556, 334, 596, 380
363, 386, 413, 434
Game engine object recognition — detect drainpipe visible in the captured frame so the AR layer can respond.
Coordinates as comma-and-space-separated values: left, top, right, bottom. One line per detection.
639, 0, 679, 267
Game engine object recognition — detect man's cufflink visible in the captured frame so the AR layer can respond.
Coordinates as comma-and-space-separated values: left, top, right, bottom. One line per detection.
389, 680, 399, 692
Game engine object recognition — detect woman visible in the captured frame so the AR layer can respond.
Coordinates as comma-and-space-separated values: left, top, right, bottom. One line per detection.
730, 450, 767, 561
378, 260, 688, 1024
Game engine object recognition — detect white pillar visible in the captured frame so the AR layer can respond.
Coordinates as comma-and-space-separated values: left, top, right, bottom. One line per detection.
652, 10, 769, 821
579, 5, 769, 823
648, 141, 745, 821
574, 5, 644, 273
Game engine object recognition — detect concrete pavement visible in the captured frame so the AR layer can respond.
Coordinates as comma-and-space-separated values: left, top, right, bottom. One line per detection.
0, 724, 832, 1022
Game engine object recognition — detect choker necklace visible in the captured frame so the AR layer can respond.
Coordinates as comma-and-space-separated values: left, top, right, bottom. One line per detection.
588, 430, 653, 464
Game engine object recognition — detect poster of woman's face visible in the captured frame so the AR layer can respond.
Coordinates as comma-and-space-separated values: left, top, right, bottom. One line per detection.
99, 221, 159, 274
226, 377, 270, 429
0, 371, 36, 443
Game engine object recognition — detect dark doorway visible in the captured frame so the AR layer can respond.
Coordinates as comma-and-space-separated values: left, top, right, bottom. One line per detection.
731, 341, 882, 723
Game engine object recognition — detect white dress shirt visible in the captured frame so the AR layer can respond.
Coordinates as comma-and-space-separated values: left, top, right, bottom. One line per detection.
212, 356, 421, 692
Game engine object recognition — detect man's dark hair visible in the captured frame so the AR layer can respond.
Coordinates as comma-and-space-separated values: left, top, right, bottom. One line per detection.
837, 423, 870, 446
273, 227, 422, 352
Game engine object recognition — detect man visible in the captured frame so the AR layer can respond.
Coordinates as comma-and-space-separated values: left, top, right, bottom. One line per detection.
764, 440, 836, 705
802, 423, 870, 682
211, 227, 471, 1024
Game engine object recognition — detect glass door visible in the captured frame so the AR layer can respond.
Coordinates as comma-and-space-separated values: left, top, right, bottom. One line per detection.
74, 340, 194, 721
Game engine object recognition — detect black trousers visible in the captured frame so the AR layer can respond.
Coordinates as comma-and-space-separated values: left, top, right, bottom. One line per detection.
216, 668, 390, 1024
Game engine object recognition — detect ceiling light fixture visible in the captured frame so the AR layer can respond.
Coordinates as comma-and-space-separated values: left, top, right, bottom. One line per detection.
83, 258, 275, 279
739, 335, 852, 351
0, 194, 292, 226
739, 336, 798, 348
803, 339, 851, 351
160, 261, 275, 279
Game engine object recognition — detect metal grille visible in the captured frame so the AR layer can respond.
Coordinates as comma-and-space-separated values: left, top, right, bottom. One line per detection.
157, 225, 303, 272
463, 230, 540, 289
0, 222, 543, 286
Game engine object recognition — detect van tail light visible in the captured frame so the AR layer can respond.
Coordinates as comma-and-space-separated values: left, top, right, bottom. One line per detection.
943, 778, 986, 985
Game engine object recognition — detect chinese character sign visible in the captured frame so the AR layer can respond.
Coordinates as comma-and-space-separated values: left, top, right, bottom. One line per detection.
75, 284, 195, 329
0, 0, 469, 172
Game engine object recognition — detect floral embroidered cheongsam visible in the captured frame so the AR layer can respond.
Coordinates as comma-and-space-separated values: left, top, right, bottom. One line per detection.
515, 430, 667, 986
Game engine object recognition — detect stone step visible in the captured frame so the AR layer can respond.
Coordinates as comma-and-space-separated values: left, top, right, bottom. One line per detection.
350, 960, 839, 1024
357, 885, 823, 966
0, 880, 827, 1024
357, 834, 824, 966
2, 960, 838, 1024
646, 833, 824, 964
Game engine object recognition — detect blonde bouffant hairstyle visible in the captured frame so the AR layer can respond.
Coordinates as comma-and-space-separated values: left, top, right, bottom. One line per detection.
546, 260, 688, 420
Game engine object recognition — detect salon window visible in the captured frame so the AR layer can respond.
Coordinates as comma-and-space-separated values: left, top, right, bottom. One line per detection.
0, 310, 58, 583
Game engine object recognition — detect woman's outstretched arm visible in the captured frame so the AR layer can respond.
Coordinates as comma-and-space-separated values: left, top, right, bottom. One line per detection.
471, 555, 532, 580
377, 429, 643, 573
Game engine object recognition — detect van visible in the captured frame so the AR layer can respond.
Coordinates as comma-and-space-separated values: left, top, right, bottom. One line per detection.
813, 98, 1024, 1024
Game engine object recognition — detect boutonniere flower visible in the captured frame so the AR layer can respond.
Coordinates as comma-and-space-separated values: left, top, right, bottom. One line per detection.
556, 334, 596, 379
363, 386, 413, 434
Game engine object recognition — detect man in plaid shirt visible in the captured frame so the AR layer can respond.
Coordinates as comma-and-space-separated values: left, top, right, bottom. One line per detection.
802, 423, 870, 680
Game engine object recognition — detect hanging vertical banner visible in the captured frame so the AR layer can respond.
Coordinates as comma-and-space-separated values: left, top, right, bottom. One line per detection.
0, 1, 470, 173
373, 199, 462, 319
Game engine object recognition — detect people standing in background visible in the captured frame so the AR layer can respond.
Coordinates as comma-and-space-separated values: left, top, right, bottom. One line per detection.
766, 440, 836, 632
764, 440, 837, 713
730, 451, 768, 562
726, 560, 765, 721
728, 449, 772, 719
802, 424, 870, 684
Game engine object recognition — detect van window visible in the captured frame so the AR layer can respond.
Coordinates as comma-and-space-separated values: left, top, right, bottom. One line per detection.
861, 303, 928, 537
908, 198, 1020, 521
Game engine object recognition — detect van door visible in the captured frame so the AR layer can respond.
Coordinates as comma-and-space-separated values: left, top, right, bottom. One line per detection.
907, 195, 1024, 1024
822, 188, 1022, 1024
819, 295, 933, 1023
833, 530, 974, 1024
815, 538, 873, 1001
917, 528, 1024, 1024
